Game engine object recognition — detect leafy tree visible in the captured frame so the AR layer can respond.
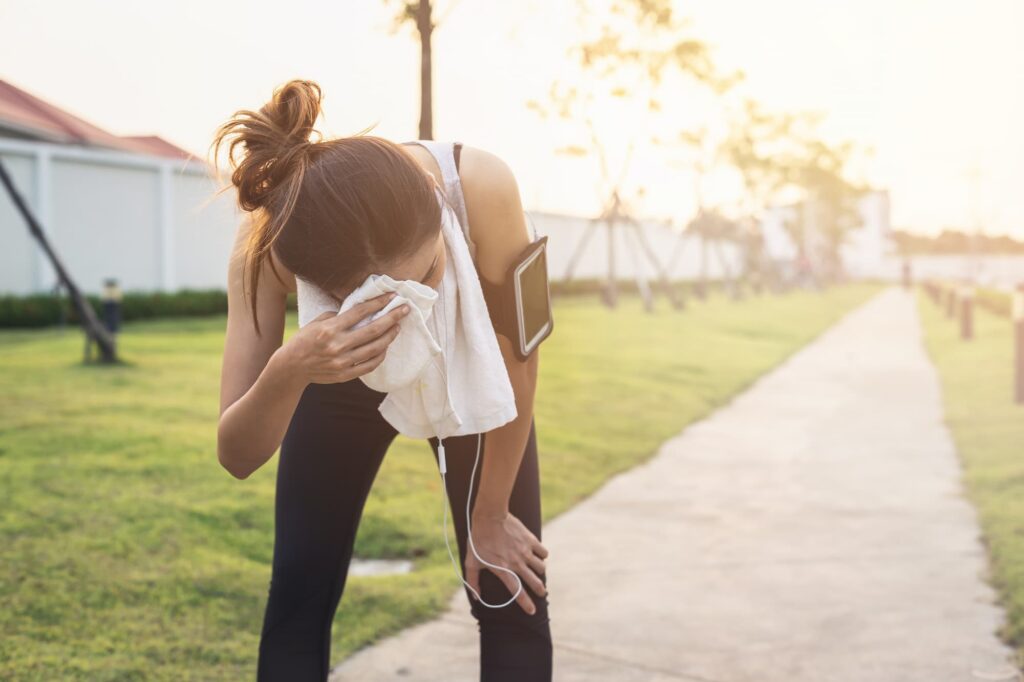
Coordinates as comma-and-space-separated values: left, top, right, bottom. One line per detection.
722, 98, 869, 281
527, 0, 737, 210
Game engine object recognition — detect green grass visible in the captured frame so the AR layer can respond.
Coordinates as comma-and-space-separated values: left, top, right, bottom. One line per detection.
0, 284, 878, 680
917, 290, 1024, 659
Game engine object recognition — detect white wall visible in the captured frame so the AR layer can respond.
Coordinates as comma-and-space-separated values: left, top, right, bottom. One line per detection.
529, 210, 743, 283
50, 159, 161, 292
172, 172, 236, 291
0, 139, 238, 296
0, 151, 38, 295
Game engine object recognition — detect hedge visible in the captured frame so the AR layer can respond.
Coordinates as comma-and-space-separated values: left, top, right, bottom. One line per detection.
0, 277, 769, 329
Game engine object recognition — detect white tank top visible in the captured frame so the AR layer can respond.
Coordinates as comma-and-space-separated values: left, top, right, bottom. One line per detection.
403, 140, 479, 260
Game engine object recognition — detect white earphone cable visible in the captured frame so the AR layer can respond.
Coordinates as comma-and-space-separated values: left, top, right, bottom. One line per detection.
437, 432, 523, 608
430, 259, 523, 609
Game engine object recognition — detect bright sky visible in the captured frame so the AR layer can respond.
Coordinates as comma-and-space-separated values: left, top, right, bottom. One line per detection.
1, 0, 1021, 237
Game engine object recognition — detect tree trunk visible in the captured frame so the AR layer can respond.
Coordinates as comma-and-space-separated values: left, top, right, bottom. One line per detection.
0, 158, 117, 362
417, 1, 434, 140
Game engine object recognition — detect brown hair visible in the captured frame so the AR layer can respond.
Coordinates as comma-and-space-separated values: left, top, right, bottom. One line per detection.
209, 79, 444, 335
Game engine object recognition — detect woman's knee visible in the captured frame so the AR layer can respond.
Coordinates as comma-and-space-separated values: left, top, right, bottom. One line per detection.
468, 569, 551, 631
474, 604, 553, 682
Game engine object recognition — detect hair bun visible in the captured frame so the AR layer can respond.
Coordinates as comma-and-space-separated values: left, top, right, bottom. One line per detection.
210, 79, 325, 212
261, 79, 323, 152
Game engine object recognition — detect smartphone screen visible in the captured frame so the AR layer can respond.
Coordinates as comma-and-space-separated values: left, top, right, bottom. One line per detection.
517, 242, 552, 353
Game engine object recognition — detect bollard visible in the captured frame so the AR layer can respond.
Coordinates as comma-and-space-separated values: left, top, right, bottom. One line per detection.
1015, 284, 1024, 405
101, 278, 122, 356
946, 284, 957, 319
694, 280, 707, 301
959, 284, 974, 340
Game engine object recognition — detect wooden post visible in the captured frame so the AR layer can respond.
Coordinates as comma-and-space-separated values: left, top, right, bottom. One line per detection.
959, 284, 974, 341
1014, 285, 1024, 405
945, 284, 957, 319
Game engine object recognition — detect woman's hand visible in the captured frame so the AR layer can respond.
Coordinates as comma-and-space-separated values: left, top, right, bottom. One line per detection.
465, 509, 549, 615
280, 292, 410, 385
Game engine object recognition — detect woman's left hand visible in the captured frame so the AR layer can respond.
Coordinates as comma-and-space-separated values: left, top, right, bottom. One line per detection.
465, 509, 549, 615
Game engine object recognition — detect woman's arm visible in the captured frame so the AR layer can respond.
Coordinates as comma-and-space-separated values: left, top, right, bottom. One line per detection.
459, 148, 550, 613
462, 148, 539, 516
217, 215, 302, 479
475, 337, 539, 515
217, 215, 409, 479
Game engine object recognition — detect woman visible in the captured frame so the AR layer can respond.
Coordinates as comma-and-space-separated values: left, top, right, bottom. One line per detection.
212, 79, 552, 681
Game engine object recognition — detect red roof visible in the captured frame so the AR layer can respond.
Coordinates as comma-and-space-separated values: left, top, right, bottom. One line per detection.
0, 78, 196, 161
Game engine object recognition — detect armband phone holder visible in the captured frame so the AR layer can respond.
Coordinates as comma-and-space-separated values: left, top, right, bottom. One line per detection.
479, 233, 554, 361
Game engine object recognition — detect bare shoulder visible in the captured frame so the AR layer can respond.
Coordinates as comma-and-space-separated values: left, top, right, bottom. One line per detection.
458, 145, 520, 222
457, 145, 532, 284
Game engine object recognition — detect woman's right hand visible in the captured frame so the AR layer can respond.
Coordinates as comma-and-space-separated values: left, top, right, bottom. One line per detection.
282, 292, 410, 385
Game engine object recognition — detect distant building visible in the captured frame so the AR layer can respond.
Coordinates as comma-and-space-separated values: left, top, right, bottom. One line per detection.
758, 189, 896, 278
839, 190, 896, 278
0, 78, 237, 295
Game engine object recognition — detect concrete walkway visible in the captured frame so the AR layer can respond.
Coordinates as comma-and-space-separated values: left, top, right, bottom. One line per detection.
332, 288, 1018, 682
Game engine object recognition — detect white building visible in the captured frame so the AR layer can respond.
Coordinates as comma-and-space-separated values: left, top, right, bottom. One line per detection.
839, 190, 897, 278
758, 189, 897, 278
0, 78, 238, 295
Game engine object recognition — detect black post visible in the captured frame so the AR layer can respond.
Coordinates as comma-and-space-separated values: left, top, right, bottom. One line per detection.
101, 278, 122, 355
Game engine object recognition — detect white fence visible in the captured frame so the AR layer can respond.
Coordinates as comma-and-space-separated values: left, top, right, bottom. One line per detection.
0, 138, 237, 296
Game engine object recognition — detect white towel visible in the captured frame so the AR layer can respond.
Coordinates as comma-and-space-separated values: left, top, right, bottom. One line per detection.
338, 274, 442, 391
296, 185, 518, 441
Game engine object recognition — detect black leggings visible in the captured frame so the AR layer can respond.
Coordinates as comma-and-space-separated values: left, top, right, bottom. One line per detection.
257, 377, 552, 681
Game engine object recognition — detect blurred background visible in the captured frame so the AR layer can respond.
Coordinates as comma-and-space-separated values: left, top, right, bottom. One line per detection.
1, 1, 1023, 680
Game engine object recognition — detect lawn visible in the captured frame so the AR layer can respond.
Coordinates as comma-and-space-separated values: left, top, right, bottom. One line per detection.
1, 284, 877, 680
917, 290, 1024, 661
